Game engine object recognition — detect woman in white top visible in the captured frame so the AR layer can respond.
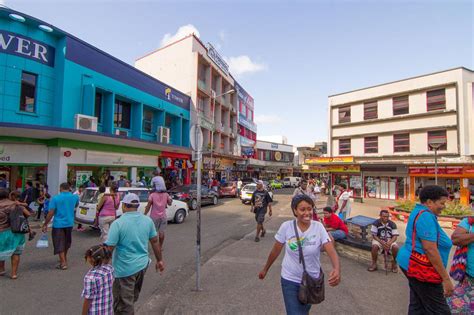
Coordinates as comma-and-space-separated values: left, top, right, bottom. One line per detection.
259, 194, 341, 314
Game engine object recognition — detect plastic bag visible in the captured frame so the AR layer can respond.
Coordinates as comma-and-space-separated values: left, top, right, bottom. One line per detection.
36, 233, 49, 248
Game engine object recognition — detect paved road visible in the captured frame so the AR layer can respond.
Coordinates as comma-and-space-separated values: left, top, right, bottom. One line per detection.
0, 190, 288, 315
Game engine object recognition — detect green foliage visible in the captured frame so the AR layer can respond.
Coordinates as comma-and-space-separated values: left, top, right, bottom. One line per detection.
395, 199, 417, 212
395, 199, 472, 217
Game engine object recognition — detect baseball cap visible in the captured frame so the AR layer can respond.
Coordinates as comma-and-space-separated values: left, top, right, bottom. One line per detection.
122, 193, 140, 205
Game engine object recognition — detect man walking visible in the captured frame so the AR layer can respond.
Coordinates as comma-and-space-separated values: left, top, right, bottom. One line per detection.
337, 183, 352, 220
20, 181, 34, 211
42, 182, 79, 270
144, 190, 172, 249
106, 193, 164, 314
292, 179, 310, 197
250, 180, 273, 242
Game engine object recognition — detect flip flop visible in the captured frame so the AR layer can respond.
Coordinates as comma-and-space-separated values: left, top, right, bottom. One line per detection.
392, 266, 398, 273
11, 275, 18, 280
367, 266, 378, 272
56, 264, 68, 270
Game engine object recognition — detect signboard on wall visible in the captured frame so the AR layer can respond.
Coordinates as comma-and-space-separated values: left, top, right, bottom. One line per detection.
207, 43, 229, 75
305, 156, 354, 164
75, 171, 92, 188
0, 143, 48, 164
86, 151, 157, 167
302, 164, 360, 173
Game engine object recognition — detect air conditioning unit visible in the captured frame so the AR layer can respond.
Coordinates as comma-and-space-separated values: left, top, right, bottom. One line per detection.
75, 114, 98, 132
115, 129, 129, 137
158, 126, 170, 144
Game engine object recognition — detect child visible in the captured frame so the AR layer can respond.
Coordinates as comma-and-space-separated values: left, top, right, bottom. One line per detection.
151, 168, 167, 192
81, 245, 114, 315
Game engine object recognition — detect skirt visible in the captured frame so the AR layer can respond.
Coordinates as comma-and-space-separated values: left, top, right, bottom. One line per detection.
0, 229, 26, 261
448, 274, 474, 314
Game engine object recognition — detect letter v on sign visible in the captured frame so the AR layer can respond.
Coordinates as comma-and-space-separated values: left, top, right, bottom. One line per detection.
0, 33, 15, 50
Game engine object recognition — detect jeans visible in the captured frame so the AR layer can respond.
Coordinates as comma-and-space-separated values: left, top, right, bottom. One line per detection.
330, 230, 346, 240
281, 277, 311, 315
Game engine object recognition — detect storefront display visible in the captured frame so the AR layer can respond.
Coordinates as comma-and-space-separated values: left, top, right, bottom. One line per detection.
364, 176, 406, 200
159, 152, 193, 187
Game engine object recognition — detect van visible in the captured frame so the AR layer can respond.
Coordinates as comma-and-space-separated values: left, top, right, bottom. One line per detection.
75, 187, 189, 227
282, 177, 302, 188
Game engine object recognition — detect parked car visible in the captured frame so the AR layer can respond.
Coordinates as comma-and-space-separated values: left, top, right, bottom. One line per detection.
240, 183, 274, 204
282, 176, 302, 188
169, 184, 219, 210
218, 182, 238, 198
269, 180, 283, 189
75, 187, 189, 227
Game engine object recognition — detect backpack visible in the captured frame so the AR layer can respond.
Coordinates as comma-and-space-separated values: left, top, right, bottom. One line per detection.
9, 205, 29, 234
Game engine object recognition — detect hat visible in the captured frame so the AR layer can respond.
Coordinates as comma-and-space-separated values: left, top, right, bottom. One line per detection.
122, 193, 140, 205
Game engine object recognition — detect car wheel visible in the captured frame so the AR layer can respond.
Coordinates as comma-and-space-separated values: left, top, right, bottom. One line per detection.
213, 196, 218, 205
174, 209, 186, 224
241, 200, 246, 204
190, 199, 197, 210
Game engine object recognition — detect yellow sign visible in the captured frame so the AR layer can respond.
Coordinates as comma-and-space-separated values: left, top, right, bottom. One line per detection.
274, 152, 282, 161
305, 156, 354, 164
302, 165, 360, 173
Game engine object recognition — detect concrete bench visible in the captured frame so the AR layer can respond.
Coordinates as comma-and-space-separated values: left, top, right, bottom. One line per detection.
335, 237, 391, 270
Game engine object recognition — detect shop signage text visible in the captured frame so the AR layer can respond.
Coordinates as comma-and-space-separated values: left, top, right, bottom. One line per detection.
199, 113, 215, 132
207, 43, 229, 75
235, 82, 254, 110
86, 151, 157, 167
238, 113, 258, 133
0, 144, 48, 164
302, 164, 360, 173
271, 143, 279, 149
305, 156, 354, 164
409, 166, 471, 176
239, 135, 256, 148
164, 87, 185, 105
0, 30, 55, 67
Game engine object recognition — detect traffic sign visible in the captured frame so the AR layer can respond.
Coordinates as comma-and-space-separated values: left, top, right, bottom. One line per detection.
190, 124, 203, 151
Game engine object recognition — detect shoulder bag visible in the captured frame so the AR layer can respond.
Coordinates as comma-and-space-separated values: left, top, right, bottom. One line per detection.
449, 216, 474, 282
293, 220, 325, 304
9, 205, 30, 234
406, 210, 442, 284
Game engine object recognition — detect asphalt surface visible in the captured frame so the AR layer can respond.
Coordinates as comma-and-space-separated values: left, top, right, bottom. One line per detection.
0, 189, 288, 315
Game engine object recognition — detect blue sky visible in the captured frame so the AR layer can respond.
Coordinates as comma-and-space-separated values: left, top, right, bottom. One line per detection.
4, 0, 473, 146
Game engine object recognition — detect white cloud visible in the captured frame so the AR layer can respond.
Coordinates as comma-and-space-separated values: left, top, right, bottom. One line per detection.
160, 24, 200, 47
225, 55, 266, 76
255, 114, 282, 124
0, 0, 7, 6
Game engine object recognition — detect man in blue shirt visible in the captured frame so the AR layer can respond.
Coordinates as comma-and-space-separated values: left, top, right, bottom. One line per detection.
42, 182, 79, 270
106, 193, 164, 314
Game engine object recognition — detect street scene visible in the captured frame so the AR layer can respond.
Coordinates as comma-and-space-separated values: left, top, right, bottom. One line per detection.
0, 1, 473, 315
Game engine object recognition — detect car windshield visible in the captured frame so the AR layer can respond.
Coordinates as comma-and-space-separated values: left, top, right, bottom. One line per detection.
81, 189, 99, 203
243, 185, 257, 192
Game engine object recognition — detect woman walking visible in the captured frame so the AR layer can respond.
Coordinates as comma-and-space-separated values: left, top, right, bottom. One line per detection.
258, 194, 341, 314
396, 185, 453, 314
96, 186, 120, 243
0, 188, 30, 279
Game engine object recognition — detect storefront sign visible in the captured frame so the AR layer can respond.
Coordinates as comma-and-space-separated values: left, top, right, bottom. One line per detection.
207, 43, 229, 75
274, 151, 282, 161
199, 113, 215, 132
305, 156, 354, 164
238, 114, 258, 133
242, 147, 254, 157
86, 151, 157, 167
464, 166, 474, 174
302, 164, 360, 173
408, 167, 425, 174
0, 30, 55, 67
409, 166, 465, 175
0, 143, 48, 164
75, 171, 92, 188
239, 135, 256, 147
164, 87, 186, 105
235, 82, 254, 110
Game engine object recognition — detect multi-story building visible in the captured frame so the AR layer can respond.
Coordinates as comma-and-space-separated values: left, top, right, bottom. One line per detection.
251, 140, 294, 179
0, 7, 192, 194
293, 142, 327, 177
135, 35, 253, 181
323, 67, 474, 204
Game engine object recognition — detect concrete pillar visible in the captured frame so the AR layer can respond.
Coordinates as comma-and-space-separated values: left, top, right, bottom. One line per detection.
131, 167, 138, 183
131, 102, 143, 138
47, 147, 68, 196
103, 92, 115, 134
82, 84, 95, 116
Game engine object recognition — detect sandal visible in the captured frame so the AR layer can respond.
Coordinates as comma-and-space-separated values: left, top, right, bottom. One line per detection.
56, 264, 68, 270
261, 229, 266, 238
392, 265, 398, 273
11, 275, 18, 280
367, 265, 378, 272
254, 237, 260, 242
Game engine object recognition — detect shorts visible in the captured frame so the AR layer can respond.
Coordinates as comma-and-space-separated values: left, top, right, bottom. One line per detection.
153, 217, 167, 233
372, 239, 398, 254
254, 209, 266, 224
52, 227, 72, 255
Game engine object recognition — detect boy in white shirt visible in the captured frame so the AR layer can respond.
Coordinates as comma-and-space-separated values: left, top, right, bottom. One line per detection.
151, 168, 167, 192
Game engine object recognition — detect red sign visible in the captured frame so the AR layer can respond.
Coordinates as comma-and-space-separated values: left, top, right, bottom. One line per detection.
426, 167, 446, 175
409, 167, 425, 174
64, 151, 71, 157
446, 167, 463, 175
464, 167, 474, 174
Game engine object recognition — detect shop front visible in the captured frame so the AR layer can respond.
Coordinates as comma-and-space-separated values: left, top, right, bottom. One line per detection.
362, 165, 408, 200
0, 143, 49, 191
408, 165, 474, 205
159, 152, 193, 187
203, 157, 238, 182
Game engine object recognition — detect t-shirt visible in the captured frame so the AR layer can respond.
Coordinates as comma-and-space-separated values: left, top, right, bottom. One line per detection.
20, 187, 34, 205
251, 190, 272, 212
371, 219, 399, 240
397, 204, 453, 271
324, 213, 349, 235
99, 194, 120, 217
50, 192, 79, 228
337, 191, 351, 213
148, 192, 171, 220
151, 176, 166, 191
458, 218, 474, 277
105, 211, 157, 278
275, 220, 331, 283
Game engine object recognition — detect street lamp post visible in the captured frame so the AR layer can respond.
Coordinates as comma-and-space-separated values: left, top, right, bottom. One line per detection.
428, 139, 447, 185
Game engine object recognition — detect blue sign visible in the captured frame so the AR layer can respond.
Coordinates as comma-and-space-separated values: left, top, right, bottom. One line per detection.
239, 135, 255, 147
242, 147, 254, 157
271, 143, 279, 149
238, 113, 258, 133
0, 30, 55, 67
235, 82, 254, 110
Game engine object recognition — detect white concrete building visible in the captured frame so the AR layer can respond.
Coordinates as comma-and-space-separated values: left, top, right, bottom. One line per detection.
251, 140, 294, 179
325, 67, 474, 203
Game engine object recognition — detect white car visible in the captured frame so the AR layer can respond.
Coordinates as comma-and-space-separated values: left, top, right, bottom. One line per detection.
282, 176, 301, 188
75, 187, 189, 227
240, 183, 274, 204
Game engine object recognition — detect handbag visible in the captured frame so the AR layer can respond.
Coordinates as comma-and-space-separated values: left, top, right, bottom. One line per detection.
9, 205, 30, 234
406, 210, 442, 284
293, 220, 325, 305
449, 217, 474, 282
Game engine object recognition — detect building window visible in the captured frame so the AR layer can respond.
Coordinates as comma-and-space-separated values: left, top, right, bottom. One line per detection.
339, 138, 351, 155
427, 89, 446, 111
364, 136, 378, 153
393, 133, 410, 152
20, 72, 37, 113
265, 151, 271, 161
95, 92, 102, 123
114, 99, 131, 129
428, 130, 447, 151
364, 101, 378, 120
197, 97, 205, 114
165, 113, 173, 128
338, 107, 351, 123
393, 95, 409, 115
143, 108, 153, 133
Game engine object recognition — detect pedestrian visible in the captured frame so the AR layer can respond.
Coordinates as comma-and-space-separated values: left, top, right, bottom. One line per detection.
396, 185, 453, 314
251, 180, 273, 242
86, 176, 97, 188
151, 168, 167, 192
336, 183, 351, 220
258, 194, 341, 314
96, 185, 120, 243
81, 245, 114, 315
117, 176, 127, 188
368, 209, 400, 273
105, 193, 164, 314
0, 188, 30, 279
20, 181, 34, 211
237, 178, 243, 196
35, 189, 46, 221
415, 184, 423, 197
0, 174, 7, 189
322, 206, 348, 240
144, 190, 173, 249
42, 182, 80, 270
43, 193, 51, 223
292, 179, 311, 198
9, 190, 36, 241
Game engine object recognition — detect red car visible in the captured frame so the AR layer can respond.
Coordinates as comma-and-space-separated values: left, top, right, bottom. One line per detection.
218, 182, 238, 198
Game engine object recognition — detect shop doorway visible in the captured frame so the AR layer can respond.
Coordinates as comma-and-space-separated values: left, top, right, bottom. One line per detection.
0, 165, 47, 191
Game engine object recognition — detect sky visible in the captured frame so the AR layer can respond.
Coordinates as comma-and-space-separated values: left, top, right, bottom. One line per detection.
2, 0, 473, 146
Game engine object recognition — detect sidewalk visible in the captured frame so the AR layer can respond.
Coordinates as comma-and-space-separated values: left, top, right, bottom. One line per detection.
141, 199, 408, 315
